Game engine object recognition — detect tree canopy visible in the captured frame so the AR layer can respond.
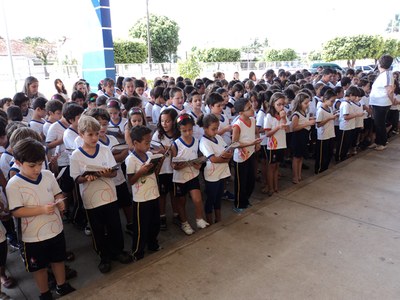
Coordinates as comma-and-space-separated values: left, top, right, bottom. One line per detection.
129, 14, 180, 63
113, 40, 147, 64
264, 48, 298, 61
322, 35, 400, 67
194, 47, 241, 62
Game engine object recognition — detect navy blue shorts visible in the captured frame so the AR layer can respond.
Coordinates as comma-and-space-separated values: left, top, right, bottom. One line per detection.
173, 176, 200, 197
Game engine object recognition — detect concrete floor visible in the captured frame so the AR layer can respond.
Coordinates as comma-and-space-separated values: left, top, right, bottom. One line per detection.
5, 137, 400, 299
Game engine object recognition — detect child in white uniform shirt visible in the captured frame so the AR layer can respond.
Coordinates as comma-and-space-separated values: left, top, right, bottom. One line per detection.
171, 114, 209, 235
70, 116, 132, 274
126, 126, 162, 260
315, 89, 338, 174
232, 98, 261, 212
43, 99, 63, 139
199, 114, 232, 224
29, 97, 47, 139
152, 108, 179, 230
7, 138, 75, 299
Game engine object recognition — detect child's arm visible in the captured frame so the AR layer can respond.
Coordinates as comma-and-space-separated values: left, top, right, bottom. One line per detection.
170, 143, 186, 170
127, 164, 154, 185
217, 125, 232, 136
343, 112, 364, 120
316, 114, 337, 128
113, 149, 129, 163
125, 128, 133, 150
46, 138, 63, 149
209, 151, 233, 163
232, 125, 262, 148
291, 114, 315, 131
12, 204, 56, 218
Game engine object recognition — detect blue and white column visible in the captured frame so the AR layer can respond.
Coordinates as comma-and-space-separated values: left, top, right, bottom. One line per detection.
82, 0, 115, 90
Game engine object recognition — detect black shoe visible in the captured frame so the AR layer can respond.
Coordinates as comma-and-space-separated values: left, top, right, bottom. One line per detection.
56, 282, 76, 296
148, 245, 163, 252
160, 216, 167, 231
113, 251, 133, 264
98, 259, 111, 273
125, 223, 134, 235
39, 290, 53, 300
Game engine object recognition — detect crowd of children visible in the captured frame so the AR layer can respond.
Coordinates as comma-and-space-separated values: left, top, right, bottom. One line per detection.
0, 61, 399, 299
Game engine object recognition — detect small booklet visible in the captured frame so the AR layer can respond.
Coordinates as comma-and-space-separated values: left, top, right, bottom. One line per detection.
81, 165, 119, 177
172, 156, 207, 166
143, 153, 164, 175
111, 143, 129, 152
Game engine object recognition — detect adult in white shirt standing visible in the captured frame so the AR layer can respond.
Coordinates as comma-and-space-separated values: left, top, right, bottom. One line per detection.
369, 55, 399, 151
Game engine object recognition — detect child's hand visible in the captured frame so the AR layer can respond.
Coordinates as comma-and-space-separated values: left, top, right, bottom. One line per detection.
43, 204, 55, 215
221, 150, 233, 159
255, 143, 261, 152
54, 197, 66, 212
98, 168, 114, 177
139, 163, 154, 175
223, 125, 232, 133
85, 175, 98, 182
254, 137, 263, 144
279, 124, 289, 130
308, 119, 316, 126
357, 112, 364, 117
279, 110, 287, 118
172, 162, 186, 170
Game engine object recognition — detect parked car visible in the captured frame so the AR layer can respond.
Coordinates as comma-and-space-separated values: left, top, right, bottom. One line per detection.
354, 65, 375, 73
309, 62, 344, 74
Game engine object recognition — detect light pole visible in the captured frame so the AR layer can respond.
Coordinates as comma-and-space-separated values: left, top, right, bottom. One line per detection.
146, 0, 152, 70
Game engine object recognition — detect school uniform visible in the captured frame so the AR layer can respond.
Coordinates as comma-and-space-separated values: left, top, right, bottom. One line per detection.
46, 121, 73, 192
70, 144, 125, 261
145, 102, 155, 122
29, 119, 45, 136
232, 117, 256, 209
352, 101, 364, 148
264, 113, 288, 163
336, 100, 355, 162
189, 111, 204, 141
199, 135, 230, 214
125, 151, 160, 259
218, 114, 231, 146
152, 131, 174, 195
43, 120, 53, 138
108, 117, 127, 144
172, 137, 200, 197
256, 109, 267, 159
0, 150, 13, 181
99, 135, 131, 209
161, 104, 184, 115
6, 170, 66, 272
291, 111, 310, 158
22, 108, 34, 123
152, 103, 163, 124
315, 106, 335, 174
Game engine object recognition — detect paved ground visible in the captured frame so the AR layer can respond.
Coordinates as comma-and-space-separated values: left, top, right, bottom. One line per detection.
5, 137, 400, 299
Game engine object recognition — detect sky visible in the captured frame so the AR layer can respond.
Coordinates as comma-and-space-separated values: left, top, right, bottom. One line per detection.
1, 0, 399, 61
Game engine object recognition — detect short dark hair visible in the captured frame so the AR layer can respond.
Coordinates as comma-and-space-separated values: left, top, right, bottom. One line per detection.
134, 79, 145, 88
0, 98, 12, 109
0, 116, 7, 137
62, 102, 84, 123
197, 113, 219, 128
234, 98, 249, 113
46, 99, 63, 114
379, 54, 394, 70
207, 92, 224, 106
13, 138, 45, 163
341, 77, 352, 87
13, 92, 29, 107
124, 96, 142, 112
32, 97, 47, 110
85, 107, 110, 122
71, 90, 85, 101
7, 105, 23, 121
153, 86, 165, 99
345, 85, 361, 97
130, 125, 151, 143
96, 95, 108, 107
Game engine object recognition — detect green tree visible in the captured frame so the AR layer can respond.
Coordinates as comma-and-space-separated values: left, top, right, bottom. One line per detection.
308, 50, 323, 61
113, 40, 147, 64
129, 14, 180, 63
196, 48, 240, 62
23, 36, 56, 78
323, 35, 384, 67
264, 48, 298, 61
177, 55, 202, 80
379, 38, 400, 60
241, 37, 268, 55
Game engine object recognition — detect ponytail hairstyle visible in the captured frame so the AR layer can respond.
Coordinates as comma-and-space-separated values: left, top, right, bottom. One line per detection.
197, 113, 219, 128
